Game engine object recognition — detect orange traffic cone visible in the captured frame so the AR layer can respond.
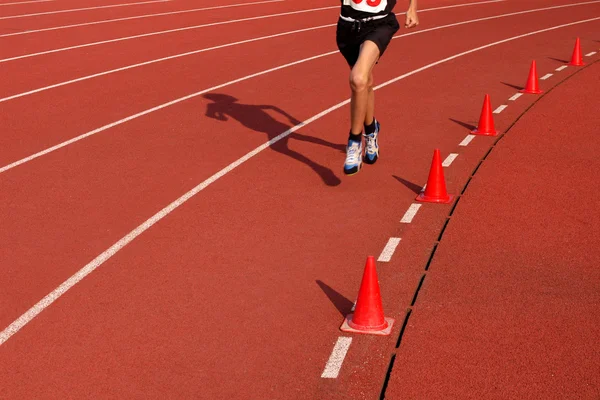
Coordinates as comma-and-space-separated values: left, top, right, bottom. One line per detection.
340, 256, 394, 336
416, 149, 454, 204
471, 94, 500, 136
520, 60, 543, 94
568, 37, 585, 66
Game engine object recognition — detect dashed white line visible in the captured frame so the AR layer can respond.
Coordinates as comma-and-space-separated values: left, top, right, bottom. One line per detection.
585, 51, 597, 56
509, 92, 523, 101
0, 0, 53, 5
2, 15, 600, 347
555, 65, 568, 71
400, 204, 422, 223
442, 153, 459, 167
459, 134, 476, 146
378, 238, 402, 262
0, 0, 170, 20
493, 104, 507, 114
540, 73, 553, 80
321, 337, 352, 378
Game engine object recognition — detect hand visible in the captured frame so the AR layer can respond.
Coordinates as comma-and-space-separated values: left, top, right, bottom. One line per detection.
405, 8, 418, 28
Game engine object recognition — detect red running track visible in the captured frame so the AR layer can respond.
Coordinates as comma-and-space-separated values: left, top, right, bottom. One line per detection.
1, 0, 600, 398
384, 60, 600, 399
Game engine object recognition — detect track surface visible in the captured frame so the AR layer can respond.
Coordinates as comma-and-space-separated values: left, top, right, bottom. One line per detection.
384, 60, 600, 400
1, 0, 599, 398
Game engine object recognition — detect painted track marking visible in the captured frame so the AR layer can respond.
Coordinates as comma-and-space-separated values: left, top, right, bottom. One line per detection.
2, 16, 600, 347
401, 204, 422, 223
493, 104, 507, 113
555, 65, 568, 71
508, 92, 522, 101
2, 4, 559, 159
378, 238, 402, 262
442, 153, 459, 167
0, 0, 53, 5
585, 51, 597, 56
0, 0, 285, 38
321, 337, 352, 378
0, 0, 170, 20
1, 2, 589, 104
540, 73, 553, 80
459, 134, 476, 146
0, 2, 513, 102
0, 0, 505, 63
0, 5, 338, 63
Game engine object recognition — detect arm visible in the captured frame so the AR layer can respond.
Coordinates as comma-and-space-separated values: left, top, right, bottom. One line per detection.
261, 105, 302, 126
205, 104, 228, 121
405, 0, 418, 29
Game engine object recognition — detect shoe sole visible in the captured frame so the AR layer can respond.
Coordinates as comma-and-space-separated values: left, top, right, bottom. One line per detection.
343, 162, 362, 175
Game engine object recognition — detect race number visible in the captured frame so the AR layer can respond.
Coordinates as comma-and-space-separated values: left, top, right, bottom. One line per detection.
342, 0, 387, 14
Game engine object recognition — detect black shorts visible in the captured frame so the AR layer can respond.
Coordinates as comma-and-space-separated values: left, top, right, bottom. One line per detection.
336, 13, 400, 67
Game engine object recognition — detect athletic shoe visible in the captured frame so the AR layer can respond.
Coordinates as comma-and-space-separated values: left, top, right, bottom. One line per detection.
343, 139, 363, 175
363, 120, 380, 164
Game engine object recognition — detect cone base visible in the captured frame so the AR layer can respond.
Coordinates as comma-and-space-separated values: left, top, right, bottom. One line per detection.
415, 192, 455, 204
471, 128, 500, 137
568, 61, 585, 66
340, 314, 395, 336
519, 88, 543, 94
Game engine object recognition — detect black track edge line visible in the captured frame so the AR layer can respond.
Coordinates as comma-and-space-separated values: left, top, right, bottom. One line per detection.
436, 217, 451, 242
379, 353, 396, 400
473, 58, 600, 171
460, 176, 473, 195
410, 274, 426, 307
376, 60, 599, 400
395, 308, 413, 349
424, 243, 439, 271
448, 195, 461, 216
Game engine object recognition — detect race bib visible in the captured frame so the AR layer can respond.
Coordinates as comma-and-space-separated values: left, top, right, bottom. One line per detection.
343, 0, 387, 14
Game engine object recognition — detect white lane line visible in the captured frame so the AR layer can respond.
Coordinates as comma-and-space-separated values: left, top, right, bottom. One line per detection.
493, 104, 507, 113
540, 73, 553, 80
0, 0, 170, 20
378, 238, 402, 262
3, 7, 599, 171
2, 18, 600, 346
555, 65, 568, 71
1, 0, 500, 38
321, 337, 352, 379
442, 153, 458, 167
459, 134, 475, 146
3, 6, 558, 164
585, 51, 597, 56
0, 2, 586, 103
0, 0, 285, 38
508, 92, 522, 101
0, 25, 333, 103
400, 204, 422, 224
0, 0, 53, 5
0, 0, 503, 62
0, 5, 337, 63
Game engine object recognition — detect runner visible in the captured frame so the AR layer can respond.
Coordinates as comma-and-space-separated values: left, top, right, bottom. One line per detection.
337, 0, 418, 175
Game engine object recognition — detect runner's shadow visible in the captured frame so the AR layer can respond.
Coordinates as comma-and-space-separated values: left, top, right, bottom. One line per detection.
392, 175, 422, 195
449, 118, 476, 131
316, 280, 354, 317
203, 93, 344, 186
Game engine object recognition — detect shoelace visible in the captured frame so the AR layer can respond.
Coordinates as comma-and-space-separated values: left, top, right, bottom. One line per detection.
364, 133, 377, 154
346, 142, 361, 163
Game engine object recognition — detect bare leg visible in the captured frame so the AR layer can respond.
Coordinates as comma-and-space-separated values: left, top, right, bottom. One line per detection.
349, 41, 380, 135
